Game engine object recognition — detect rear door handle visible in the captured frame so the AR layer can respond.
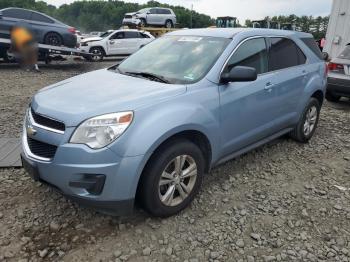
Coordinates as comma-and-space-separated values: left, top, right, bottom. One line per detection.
302, 69, 308, 76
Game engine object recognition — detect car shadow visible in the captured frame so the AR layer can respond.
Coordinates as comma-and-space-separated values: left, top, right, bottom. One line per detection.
327, 99, 350, 111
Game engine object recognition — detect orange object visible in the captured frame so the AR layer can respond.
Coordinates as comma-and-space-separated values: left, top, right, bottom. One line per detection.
11, 27, 33, 49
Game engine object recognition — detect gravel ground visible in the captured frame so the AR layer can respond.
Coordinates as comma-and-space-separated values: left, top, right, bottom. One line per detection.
0, 59, 350, 262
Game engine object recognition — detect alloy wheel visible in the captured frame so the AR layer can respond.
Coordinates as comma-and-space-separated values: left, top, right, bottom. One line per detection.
166, 21, 172, 28
158, 155, 197, 207
303, 105, 318, 136
91, 49, 103, 61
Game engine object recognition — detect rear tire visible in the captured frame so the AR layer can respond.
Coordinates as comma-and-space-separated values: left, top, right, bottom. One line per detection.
326, 92, 341, 102
44, 32, 63, 46
290, 98, 321, 143
165, 20, 173, 28
138, 139, 205, 217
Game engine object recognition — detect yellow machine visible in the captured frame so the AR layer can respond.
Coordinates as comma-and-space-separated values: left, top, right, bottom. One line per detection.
215, 16, 237, 28
121, 25, 179, 38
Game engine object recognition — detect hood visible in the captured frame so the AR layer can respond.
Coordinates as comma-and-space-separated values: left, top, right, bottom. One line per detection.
81, 36, 102, 43
125, 12, 137, 16
32, 69, 186, 127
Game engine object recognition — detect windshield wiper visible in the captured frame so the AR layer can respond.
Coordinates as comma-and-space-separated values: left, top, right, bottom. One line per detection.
124, 71, 170, 84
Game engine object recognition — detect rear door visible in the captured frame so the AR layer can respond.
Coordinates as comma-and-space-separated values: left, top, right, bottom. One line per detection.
266, 37, 307, 129
29, 12, 55, 41
123, 31, 143, 53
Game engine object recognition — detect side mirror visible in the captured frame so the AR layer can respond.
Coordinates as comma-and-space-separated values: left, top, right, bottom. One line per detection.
221, 66, 258, 84
322, 52, 329, 61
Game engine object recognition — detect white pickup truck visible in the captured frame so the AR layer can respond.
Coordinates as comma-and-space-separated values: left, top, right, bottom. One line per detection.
79, 29, 154, 61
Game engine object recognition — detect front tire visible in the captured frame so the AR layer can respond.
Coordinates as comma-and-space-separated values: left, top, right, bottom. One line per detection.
88, 47, 104, 62
290, 98, 321, 143
138, 139, 205, 217
139, 18, 147, 28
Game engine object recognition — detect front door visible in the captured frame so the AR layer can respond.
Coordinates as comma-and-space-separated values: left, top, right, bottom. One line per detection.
219, 37, 278, 156
147, 8, 161, 25
0, 8, 32, 39
107, 31, 125, 55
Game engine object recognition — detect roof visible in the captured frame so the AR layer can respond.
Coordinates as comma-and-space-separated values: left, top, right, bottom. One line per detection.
167, 28, 312, 39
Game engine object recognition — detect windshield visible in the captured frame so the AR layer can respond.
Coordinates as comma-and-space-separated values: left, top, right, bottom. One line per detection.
137, 8, 149, 14
338, 45, 350, 60
118, 35, 230, 84
100, 31, 113, 38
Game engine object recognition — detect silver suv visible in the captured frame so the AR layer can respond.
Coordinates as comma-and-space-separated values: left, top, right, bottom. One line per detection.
122, 7, 176, 28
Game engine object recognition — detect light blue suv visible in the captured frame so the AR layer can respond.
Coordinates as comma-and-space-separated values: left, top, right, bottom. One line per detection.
21, 28, 327, 217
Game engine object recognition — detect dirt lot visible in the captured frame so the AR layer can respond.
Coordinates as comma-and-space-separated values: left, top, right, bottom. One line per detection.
0, 59, 350, 262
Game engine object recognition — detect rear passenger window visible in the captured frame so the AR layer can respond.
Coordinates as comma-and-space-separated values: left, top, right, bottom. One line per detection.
226, 38, 268, 75
162, 9, 171, 14
269, 38, 306, 71
31, 12, 54, 23
124, 31, 140, 39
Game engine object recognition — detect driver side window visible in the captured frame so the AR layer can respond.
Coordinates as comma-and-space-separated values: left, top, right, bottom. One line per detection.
226, 38, 268, 75
110, 32, 124, 40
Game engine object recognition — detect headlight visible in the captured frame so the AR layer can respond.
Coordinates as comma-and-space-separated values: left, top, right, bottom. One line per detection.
70, 112, 133, 149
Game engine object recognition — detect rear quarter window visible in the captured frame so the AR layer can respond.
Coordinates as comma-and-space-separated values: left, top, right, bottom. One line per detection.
301, 37, 324, 60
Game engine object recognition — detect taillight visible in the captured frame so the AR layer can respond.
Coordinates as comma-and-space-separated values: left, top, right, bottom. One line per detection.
328, 62, 344, 71
68, 27, 76, 34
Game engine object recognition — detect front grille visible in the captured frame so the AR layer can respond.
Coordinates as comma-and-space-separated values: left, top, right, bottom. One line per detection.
31, 108, 65, 132
27, 136, 58, 159
125, 15, 132, 18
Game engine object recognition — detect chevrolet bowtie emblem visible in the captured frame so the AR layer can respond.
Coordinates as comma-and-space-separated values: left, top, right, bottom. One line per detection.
27, 125, 37, 136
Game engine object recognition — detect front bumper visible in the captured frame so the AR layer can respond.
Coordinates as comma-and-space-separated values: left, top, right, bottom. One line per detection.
122, 18, 141, 26
328, 75, 350, 97
78, 45, 90, 53
21, 118, 145, 215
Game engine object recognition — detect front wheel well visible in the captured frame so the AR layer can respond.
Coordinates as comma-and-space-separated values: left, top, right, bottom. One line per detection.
89, 46, 106, 55
135, 130, 212, 203
150, 130, 212, 173
311, 90, 324, 106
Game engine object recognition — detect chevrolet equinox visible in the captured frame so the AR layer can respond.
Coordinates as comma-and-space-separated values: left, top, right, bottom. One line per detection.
21, 28, 327, 217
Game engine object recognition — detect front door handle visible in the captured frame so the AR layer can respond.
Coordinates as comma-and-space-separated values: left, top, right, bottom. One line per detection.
109, 41, 115, 44
264, 82, 274, 91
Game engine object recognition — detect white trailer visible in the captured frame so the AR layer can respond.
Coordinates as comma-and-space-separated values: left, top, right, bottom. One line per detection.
324, 0, 350, 59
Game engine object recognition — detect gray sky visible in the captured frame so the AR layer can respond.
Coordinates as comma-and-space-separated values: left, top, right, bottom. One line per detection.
44, 0, 333, 23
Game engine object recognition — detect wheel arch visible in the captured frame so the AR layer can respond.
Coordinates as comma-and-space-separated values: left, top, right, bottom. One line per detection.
134, 129, 213, 200
311, 89, 324, 106
89, 45, 106, 55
